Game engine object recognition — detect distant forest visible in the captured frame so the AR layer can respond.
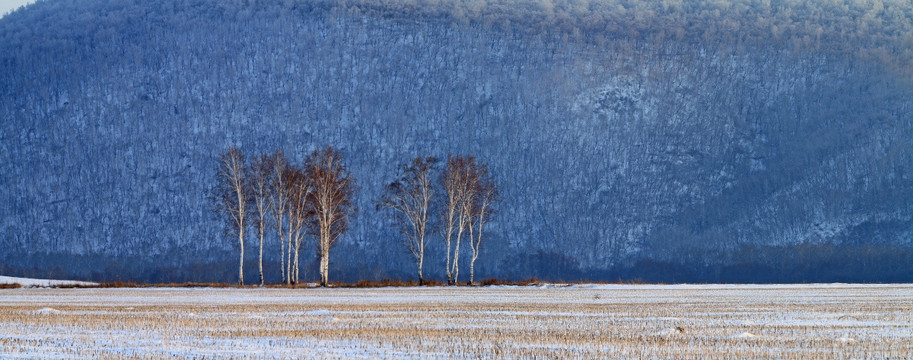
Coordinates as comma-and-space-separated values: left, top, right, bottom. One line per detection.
0, 0, 911, 284
347, 0, 913, 74
6, 0, 910, 75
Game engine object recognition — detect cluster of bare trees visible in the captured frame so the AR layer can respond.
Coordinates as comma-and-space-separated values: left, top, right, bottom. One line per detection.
381, 155, 498, 285
216, 147, 496, 287
214, 146, 354, 286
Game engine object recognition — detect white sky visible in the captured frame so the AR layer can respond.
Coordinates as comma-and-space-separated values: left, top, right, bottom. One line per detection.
0, 0, 36, 19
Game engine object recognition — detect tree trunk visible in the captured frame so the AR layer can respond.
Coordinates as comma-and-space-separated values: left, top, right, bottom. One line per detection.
445, 236, 453, 285
279, 224, 285, 284
293, 241, 300, 285
470, 233, 480, 286
320, 244, 330, 287
468, 223, 474, 285
258, 225, 264, 286
418, 252, 424, 286
470, 256, 476, 286
238, 227, 245, 286
453, 224, 463, 285
286, 232, 293, 285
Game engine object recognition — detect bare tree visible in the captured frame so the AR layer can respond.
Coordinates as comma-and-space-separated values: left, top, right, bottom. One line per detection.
441, 156, 461, 285
468, 163, 497, 285
454, 157, 479, 285
249, 154, 272, 286
267, 150, 290, 285
215, 147, 249, 285
306, 147, 355, 287
285, 166, 312, 285
442, 155, 479, 285
380, 156, 437, 285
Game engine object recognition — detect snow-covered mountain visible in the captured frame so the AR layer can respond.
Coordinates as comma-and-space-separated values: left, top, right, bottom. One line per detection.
1, 0, 911, 283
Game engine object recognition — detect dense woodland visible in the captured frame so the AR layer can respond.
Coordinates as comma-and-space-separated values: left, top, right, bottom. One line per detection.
1, 0, 912, 283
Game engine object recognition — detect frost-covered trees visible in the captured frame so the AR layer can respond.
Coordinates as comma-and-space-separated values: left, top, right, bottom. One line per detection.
380, 156, 437, 285
215, 147, 249, 285
305, 147, 355, 287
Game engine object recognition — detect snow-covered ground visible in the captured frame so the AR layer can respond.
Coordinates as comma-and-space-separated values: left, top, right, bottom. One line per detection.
0, 275, 97, 287
1, 284, 911, 358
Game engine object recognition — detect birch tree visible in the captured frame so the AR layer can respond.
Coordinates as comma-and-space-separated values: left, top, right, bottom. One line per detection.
380, 156, 437, 285
249, 154, 272, 286
268, 150, 290, 284
442, 155, 479, 285
285, 166, 312, 285
453, 157, 478, 285
468, 163, 497, 285
215, 147, 249, 285
306, 147, 355, 287
441, 156, 461, 285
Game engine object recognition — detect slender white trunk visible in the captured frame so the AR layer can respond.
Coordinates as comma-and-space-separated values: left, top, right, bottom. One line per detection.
286, 228, 294, 284
452, 219, 464, 285
318, 209, 333, 287
470, 204, 488, 286
279, 223, 285, 284
444, 233, 453, 285
470, 244, 481, 286
238, 227, 245, 286
418, 201, 427, 286
320, 244, 330, 287
444, 206, 455, 285
258, 224, 264, 286
293, 237, 300, 285
470, 243, 481, 285
418, 248, 424, 285
276, 214, 285, 284
469, 258, 475, 285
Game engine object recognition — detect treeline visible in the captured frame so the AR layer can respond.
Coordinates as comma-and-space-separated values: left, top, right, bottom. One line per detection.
329, 0, 913, 78
3, 0, 911, 84
4, 243, 911, 284
213, 147, 497, 286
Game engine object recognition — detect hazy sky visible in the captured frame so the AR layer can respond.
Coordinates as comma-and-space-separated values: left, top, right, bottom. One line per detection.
0, 0, 35, 18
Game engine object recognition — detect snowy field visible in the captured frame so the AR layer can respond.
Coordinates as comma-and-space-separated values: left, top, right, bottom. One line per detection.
1, 284, 911, 358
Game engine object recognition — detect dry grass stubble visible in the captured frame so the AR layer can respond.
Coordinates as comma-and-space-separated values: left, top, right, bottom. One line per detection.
1, 285, 911, 358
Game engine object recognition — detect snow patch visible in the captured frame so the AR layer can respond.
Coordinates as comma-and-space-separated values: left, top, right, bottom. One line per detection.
653, 327, 686, 336
733, 332, 757, 338
304, 309, 333, 316
35, 308, 62, 315
0, 275, 98, 288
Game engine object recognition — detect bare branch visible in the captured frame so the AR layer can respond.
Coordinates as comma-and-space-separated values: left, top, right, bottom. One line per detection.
380, 156, 437, 285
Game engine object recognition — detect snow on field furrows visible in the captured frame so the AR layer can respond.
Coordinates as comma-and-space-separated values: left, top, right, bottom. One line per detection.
1, 283, 911, 359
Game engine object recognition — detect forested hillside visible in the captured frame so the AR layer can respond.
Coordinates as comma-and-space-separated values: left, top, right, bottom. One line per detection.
1, 0, 912, 283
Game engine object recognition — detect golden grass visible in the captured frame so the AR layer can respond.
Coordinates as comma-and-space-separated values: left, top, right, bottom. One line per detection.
1, 285, 911, 358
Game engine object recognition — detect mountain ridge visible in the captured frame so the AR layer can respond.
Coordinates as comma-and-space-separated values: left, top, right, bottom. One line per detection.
1, 0, 911, 283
